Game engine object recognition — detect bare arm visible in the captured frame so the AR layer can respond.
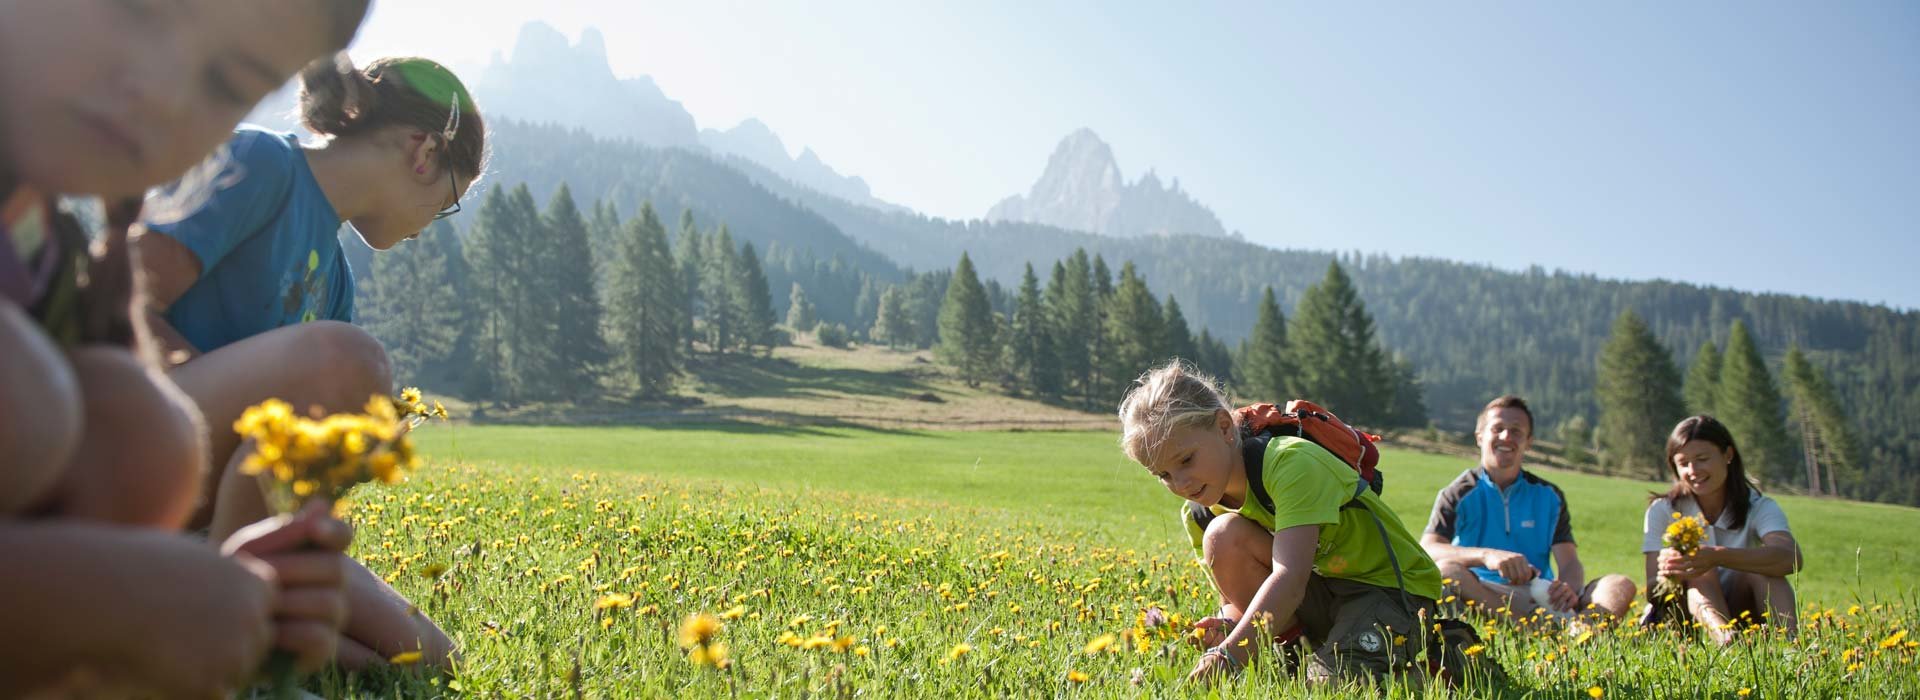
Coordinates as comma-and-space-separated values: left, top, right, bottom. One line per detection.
1702, 532, 1801, 577
1421, 532, 1537, 583
1551, 542, 1585, 588
1216, 525, 1319, 663
128, 228, 202, 364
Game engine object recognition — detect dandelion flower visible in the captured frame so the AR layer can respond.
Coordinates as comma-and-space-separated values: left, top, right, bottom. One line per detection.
1067, 670, 1089, 683
1463, 644, 1486, 657
1084, 634, 1117, 655
679, 613, 721, 649
1881, 630, 1908, 650
947, 642, 972, 661
389, 651, 423, 666
594, 593, 634, 610
1588, 686, 1604, 699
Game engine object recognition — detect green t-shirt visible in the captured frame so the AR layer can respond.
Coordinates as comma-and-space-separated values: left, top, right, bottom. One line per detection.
1181, 436, 1443, 601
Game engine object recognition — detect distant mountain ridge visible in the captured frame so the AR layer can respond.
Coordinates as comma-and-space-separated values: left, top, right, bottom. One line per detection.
699, 119, 905, 213
987, 128, 1228, 239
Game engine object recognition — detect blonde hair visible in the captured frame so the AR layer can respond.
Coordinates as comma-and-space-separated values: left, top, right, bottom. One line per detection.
1117, 359, 1236, 466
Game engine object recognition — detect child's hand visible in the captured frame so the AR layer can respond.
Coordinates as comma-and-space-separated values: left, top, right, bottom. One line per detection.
221, 501, 354, 673
1185, 648, 1242, 684
1188, 616, 1236, 649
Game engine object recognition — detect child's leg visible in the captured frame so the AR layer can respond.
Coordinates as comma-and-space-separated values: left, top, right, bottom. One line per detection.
1200, 513, 1274, 619
40, 346, 205, 528
1729, 571, 1797, 635
167, 321, 392, 536
1310, 579, 1431, 683
0, 303, 82, 514
339, 556, 455, 671
1579, 574, 1638, 620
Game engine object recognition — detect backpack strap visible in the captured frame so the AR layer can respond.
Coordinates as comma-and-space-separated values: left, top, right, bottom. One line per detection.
1242, 433, 1276, 515
1186, 500, 1217, 532
1251, 431, 1418, 618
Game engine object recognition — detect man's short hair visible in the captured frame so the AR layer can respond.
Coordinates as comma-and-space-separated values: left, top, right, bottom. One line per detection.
1476, 395, 1534, 437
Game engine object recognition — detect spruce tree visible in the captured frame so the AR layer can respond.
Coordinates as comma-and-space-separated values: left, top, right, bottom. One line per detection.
1382, 354, 1428, 428
936, 253, 999, 387
673, 210, 704, 353
541, 184, 609, 396
604, 201, 684, 396
1594, 309, 1687, 478
1782, 346, 1859, 497
1090, 254, 1115, 401
1716, 320, 1792, 484
701, 227, 740, 353
463, 185, 542, 401
734, 242, 777, 354
1683, 341, 1722, 416
1010, 263, 1061, 396
1195, 329, 1234, 386
1103, 262, 1166, 397
361, 220, 461, 382
1289, 262, 1392, 420
872, 286, 911, 349
853, 278, 880, 333
1237, 286, 1292, 402
1163, 295, 1197, 365
504, 185, 561, 399
1052, 251, 1099, 408
786, 282, 818, 332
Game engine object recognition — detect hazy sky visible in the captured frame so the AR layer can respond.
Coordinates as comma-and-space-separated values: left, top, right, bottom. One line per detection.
346, 1, 1920, 309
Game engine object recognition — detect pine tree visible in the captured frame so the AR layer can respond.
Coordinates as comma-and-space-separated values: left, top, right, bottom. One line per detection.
734, 242, 777, 354
463, 184, 546, 402
1090, 254, 1115, 401
872, 286, 912, 349
586, 199, 620, 287
853, 278, 880, 334
701, 226, 740, 354
1382, 354, 1428, 428
1594, 309, 1687, 478
936, 252, 998, 387
1163, 295, 1197, 365
541, 184, 608, 396
1684, 341, 1722, 416
1237, 286, 1292, 402
1782, 346, 1860, 497
1195, 329, 1235, 386
361, 220, 460, 382
1051, 252, 1099, 408
1103, 262, 1166, 397
1716, 320, 1793, 485
673, 210, 704, 354
1289, 262, 1393, 420
786, 282, 818, 332
504, 185, 562, 399
603, 201, 684, 396
1009, 263, 1060, 396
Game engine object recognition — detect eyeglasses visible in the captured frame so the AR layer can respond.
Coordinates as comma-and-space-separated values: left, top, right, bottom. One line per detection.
433, 166, 461, 220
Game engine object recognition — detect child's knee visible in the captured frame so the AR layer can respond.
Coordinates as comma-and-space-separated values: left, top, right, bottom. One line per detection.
68, 347, 206, 527
0, 305, 83, 512
1596, 573, 1637, 598
301, 322, 393, 408
1201, 513, 1269, 563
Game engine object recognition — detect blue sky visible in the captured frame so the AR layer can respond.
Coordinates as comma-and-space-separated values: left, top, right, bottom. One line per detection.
348, 1, 1920, 308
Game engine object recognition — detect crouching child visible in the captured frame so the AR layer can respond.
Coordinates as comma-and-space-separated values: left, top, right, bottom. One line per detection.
1118, 360, 1446, 684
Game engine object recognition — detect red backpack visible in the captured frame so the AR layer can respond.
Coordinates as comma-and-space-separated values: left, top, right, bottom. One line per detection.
1235, 400, 1385, 497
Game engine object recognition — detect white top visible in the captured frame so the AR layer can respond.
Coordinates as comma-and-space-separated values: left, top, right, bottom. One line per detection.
1641, 490, 1792, 553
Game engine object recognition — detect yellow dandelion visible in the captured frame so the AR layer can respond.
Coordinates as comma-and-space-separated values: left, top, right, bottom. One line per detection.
1084, 633, 1117, 655
389, 651, 423, 666
679, 613, 722, 649
1464, 644, 1487, 656
1737, 689, 1751, 697
1881, 630, 1908, 650
594, 593, 634, 610
1068, 670, 1090, 683
948, 642, 973, 661
1588, 686, 1604, 699
689, 641, 730, 669
720, 605, 747, 621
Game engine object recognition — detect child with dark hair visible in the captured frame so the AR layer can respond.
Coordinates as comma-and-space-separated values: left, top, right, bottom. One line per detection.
1642, 415, 1803, 644
132, 54, 489, 670
0, 0, 373, 694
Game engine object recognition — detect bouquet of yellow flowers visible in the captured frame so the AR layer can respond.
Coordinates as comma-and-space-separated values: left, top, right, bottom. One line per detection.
1642, 512, 1709, 626
234, 387, 445, 513
232, 388, 445, 697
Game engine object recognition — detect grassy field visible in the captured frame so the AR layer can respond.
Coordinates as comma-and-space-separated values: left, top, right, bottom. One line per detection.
307, 424, 1920, 698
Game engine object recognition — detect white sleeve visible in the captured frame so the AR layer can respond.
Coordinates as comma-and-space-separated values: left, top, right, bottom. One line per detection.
1641, 500, 1672, 553
1749, 497, 1792, 538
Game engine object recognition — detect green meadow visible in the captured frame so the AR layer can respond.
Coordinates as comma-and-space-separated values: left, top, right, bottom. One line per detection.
307, 424, 1920, 697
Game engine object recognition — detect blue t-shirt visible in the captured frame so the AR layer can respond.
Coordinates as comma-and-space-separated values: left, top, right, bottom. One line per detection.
149, 127, 353, 352
1423, 468, 1575, 584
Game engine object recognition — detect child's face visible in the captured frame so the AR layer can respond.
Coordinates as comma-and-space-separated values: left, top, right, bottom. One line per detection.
1141, 412, 1238, 507
0, 0, 336, 197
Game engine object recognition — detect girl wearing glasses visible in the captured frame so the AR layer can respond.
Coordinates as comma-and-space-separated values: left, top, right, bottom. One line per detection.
132, 55, 488, 671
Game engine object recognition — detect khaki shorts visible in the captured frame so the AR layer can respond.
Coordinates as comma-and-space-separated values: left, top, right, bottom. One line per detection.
1294, 573, 1438, 681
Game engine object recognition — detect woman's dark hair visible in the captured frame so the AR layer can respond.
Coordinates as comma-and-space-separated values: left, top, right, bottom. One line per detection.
1656, 415, 1758, 530
296, 56, 488, 184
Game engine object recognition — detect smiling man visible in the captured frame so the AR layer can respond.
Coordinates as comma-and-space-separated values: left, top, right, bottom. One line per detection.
1420, 396, 1636, 623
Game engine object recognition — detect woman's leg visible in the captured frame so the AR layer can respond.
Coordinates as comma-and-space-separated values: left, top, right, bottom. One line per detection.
166, 321, 392, 537
1684, 569, 1739, 646
1733, 571, 1799, 637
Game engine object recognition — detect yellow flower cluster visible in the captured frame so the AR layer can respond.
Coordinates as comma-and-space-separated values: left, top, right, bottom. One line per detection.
1663, 513, 1708, 554
679, 613, 730, 669
234, 390, 443, 511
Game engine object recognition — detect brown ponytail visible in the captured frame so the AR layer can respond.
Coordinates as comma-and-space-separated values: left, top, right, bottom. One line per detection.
295, 55, 488, 183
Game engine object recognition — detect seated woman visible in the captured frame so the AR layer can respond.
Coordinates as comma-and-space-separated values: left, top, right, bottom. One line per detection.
1641, 415, 1801, 644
